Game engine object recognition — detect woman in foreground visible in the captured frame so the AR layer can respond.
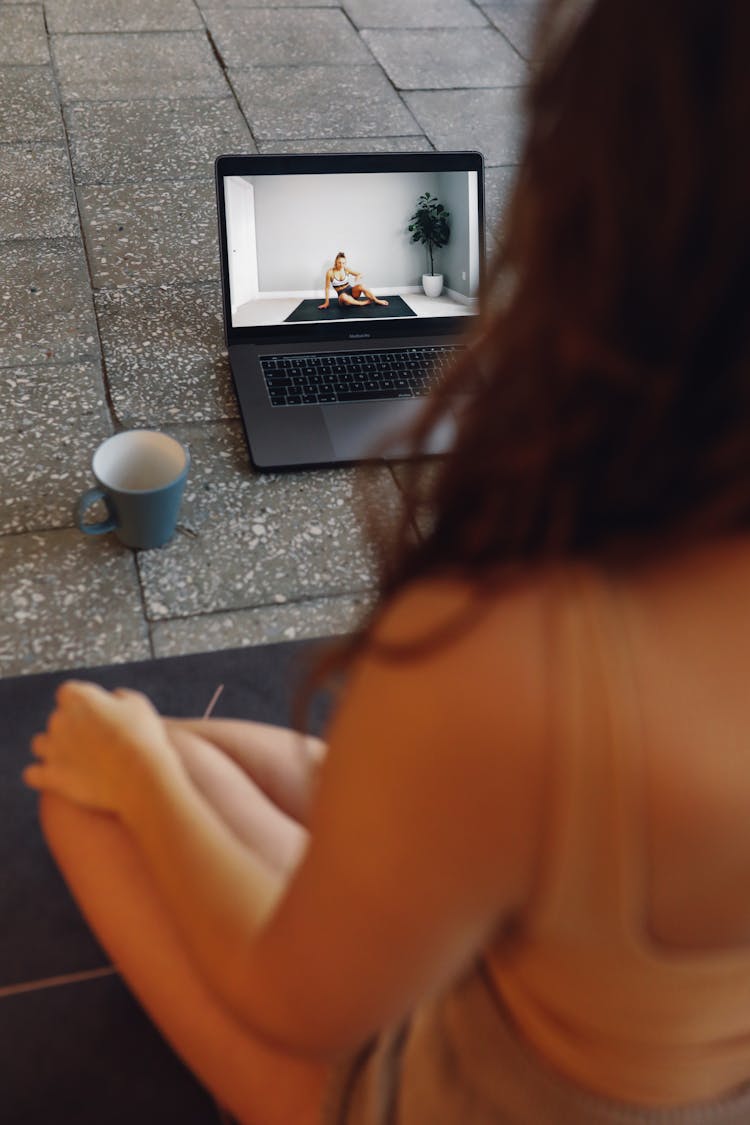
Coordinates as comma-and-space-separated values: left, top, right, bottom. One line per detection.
24, 1, 750, 1121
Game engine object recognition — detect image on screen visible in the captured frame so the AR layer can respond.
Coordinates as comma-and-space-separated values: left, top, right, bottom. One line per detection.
224, 169, 481, 329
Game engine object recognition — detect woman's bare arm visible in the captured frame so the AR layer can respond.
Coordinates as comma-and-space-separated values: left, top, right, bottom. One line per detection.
26, 580, 547, 1059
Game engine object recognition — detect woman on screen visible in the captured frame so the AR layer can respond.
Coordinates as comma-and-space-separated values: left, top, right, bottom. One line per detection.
318, 251, 389, 309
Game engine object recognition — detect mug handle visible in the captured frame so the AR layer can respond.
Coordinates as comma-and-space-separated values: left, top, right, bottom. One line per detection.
75, 488, 116, 536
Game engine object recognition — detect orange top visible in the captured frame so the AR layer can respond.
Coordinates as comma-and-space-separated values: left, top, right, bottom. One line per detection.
490, 565, 750, 1107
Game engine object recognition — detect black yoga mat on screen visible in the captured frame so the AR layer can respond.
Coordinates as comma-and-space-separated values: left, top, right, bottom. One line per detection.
284, 294, 417, 322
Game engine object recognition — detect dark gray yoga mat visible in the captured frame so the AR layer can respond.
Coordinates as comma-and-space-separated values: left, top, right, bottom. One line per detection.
0, 640, 333, 1125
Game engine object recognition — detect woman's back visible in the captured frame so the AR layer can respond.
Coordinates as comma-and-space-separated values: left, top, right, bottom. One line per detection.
611, 537, 750, 953
478, 537, 750, 1105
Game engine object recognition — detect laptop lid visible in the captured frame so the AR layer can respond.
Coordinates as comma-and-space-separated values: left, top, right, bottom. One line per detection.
215, 150, 485, 350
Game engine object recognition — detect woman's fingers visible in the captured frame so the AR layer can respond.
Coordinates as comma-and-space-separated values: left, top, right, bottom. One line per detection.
55, 679, 107, 705
23, 760, 60, 793
22, 763, 45, 789
30, 733, 49, 759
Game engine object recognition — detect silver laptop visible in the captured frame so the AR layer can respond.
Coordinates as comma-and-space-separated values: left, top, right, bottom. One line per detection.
215, 151, 485, 470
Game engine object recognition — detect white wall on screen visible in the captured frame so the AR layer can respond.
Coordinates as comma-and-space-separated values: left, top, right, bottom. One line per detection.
225, 177, 258, 314
248, 171, 441, 292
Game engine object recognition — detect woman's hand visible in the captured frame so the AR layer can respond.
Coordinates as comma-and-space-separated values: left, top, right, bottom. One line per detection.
318, 301, 329, 309
24, 681, 182, 820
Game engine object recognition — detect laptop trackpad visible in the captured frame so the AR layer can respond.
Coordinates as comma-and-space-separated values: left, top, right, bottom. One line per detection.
323, 401, 455, 461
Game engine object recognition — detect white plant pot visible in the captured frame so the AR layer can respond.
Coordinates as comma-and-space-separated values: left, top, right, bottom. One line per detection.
422, 273, 443, 298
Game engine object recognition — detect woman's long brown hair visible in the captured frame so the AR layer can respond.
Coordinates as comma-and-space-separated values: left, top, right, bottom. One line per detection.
301, 0, 750, 710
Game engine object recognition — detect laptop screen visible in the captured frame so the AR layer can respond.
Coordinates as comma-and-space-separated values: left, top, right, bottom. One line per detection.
216, 152, 484, 341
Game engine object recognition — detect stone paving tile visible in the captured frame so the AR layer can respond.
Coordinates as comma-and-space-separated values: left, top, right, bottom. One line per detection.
136, 422, 399, 619
94, 283, 235, 426
0, 145, 79, 241
151, 592, 373, 657
484, 163, 518, 241
0, 363, 113, 534
479, 0, 538, 61
361, 28, 528, 90
45, 0, 203, 34
51, 32, 227, 103
257, 135, 433, 154
199, 0, 340, 8
78, 180, 218, 289
403, 87, 525, 166
343, 0, 487, 30
230, 65, 420, 140
0, 530, 150, 678
205, 8, 370, 68
65, 97, 254, 184
0, 6, 49, 65
0, 239, 99, 368
0, 67, 63, 145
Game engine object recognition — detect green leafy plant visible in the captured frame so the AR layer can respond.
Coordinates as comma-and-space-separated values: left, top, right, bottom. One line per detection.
408, 192, 451, 276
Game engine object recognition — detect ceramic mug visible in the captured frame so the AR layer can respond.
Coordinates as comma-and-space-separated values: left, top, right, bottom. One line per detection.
75, 430, 190, 550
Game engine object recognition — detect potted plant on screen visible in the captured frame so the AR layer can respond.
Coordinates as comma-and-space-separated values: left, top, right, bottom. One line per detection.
408, 191, 451, 297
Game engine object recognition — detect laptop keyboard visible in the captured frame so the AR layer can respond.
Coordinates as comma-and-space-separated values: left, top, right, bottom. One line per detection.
260, 345, 463, 407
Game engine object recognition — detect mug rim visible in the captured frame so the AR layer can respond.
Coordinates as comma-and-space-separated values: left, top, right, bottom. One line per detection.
92, 430, 190, 494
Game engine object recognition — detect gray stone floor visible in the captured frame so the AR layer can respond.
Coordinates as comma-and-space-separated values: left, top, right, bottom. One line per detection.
1, 0, 532, 677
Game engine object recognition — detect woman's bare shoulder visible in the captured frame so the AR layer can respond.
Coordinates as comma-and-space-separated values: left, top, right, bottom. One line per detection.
371, 570, 556, 658
360, 570, 557, 758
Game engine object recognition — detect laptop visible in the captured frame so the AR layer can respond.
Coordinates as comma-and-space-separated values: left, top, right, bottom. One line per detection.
215, 151, 485, 470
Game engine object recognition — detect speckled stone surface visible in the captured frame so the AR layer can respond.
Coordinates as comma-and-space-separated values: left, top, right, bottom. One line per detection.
0, 530, 150, 677
484, 163, 518, 240
0, 364, 112, 534
230, 65, 420, 140
361, 28, 528, 90
0, 145, 79, 241
403, 87, 525, 166
199, 0, 340, 8
151, 592, 373, 657
94, 284, 235, 426
479, 0, 538, 60
0, 6, 49, 65
257, 136, 433, 154
45, 0, 204, 34
135, 422, 401, 619
78, 181, 218, 289
342, 0, 488, 30
0, 67, 63, 145
65, 98, 254, 184
204, 8, 371, 68
51, 32, 228, 103
0, 239, 99, 368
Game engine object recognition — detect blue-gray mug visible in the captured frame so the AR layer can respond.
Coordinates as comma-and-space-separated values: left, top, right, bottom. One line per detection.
75, 430, 190, 550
